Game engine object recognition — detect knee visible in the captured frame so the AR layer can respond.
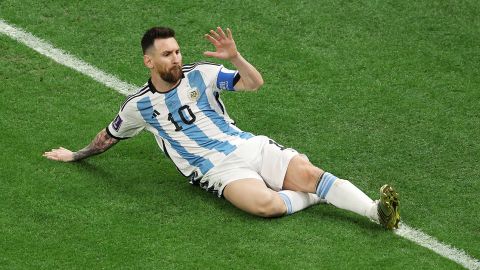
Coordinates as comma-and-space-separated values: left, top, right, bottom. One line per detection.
307, 165, 324, 183
293, 156, 323, 181
252, 191, 285, 218
298, 162, 323, 183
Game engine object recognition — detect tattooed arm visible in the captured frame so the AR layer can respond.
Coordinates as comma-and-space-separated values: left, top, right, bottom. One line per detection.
43, 129, 119, 162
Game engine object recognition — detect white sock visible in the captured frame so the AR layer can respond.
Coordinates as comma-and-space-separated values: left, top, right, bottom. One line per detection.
278, 190, 323, 215
316, 172, 378, 221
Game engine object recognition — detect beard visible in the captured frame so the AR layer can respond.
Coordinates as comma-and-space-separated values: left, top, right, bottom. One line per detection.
159, 65, 183, 84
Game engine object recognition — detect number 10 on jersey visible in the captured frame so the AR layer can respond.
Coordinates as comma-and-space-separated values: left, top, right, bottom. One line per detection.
167, 105, 196, 131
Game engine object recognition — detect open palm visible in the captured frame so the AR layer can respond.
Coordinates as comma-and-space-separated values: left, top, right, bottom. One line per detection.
204, 27, 239, 60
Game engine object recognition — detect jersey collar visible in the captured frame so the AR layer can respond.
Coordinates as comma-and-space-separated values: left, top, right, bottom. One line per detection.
148, 74, 184, 94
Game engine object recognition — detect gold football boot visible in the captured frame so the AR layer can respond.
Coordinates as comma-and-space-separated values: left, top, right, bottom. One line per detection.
377, 184, 400, 229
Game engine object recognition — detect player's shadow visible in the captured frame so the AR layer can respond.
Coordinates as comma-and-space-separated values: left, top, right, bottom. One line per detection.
188, 186, 386, 232
69, 159, 186, 201
69, 161, 386, 232
71, 160, 114, 180
69, 160, 138, 196
305, 204, 385, 232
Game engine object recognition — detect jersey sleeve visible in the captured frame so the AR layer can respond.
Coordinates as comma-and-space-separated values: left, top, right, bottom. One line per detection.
106, 103, 145, 140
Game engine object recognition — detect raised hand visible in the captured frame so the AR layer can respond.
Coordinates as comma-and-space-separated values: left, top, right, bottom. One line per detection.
204, 27, 239, 60
43, 147, 75, 162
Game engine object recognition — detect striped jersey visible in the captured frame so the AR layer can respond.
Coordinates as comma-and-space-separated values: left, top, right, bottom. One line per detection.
106, 62, 254, 180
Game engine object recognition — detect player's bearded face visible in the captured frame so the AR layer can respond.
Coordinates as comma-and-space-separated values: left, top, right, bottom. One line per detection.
148, 38, 183, 84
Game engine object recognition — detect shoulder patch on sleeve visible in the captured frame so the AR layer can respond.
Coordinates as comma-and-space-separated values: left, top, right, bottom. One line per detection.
112, 115, 123, 131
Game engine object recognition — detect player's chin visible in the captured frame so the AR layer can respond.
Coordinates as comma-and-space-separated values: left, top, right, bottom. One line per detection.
161, 69, 183, 83
171, 67, 183, 81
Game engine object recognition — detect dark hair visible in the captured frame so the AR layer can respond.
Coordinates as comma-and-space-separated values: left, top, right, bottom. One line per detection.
141, 27, 176, 54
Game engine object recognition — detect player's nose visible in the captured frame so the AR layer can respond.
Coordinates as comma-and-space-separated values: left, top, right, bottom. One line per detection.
172, 52, 180, 64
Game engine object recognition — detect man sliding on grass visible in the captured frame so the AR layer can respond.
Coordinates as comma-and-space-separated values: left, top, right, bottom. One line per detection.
44, 26, 400, 229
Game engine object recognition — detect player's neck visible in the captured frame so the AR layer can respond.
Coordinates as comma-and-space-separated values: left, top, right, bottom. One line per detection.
150, 73, 179, 93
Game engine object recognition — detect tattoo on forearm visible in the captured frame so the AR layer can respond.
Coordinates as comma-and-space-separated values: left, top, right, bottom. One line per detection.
73, 129, 118, 161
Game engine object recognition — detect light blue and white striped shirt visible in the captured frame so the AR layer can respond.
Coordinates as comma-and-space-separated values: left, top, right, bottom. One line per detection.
107, 62, 253, 180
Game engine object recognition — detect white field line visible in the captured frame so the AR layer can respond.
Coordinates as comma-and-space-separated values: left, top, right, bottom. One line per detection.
395, 223, 479, 270
0, 19, 137, 96
1, 18, 480, 270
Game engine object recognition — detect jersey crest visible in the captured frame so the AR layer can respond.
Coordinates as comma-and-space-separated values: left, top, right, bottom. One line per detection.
188, 87, 200, 102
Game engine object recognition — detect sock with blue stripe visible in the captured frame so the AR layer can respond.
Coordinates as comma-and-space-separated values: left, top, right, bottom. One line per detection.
278, 190, 322, 215
316, 172, 378, 221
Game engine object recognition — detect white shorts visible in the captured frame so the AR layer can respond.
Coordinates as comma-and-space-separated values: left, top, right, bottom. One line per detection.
200, 135, 299, 196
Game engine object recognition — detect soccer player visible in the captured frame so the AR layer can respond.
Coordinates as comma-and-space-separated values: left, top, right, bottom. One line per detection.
43, 26, 400, 229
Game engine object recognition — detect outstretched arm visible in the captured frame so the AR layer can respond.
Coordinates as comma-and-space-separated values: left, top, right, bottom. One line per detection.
204, 27, 264, 91
43, 129, 119, 162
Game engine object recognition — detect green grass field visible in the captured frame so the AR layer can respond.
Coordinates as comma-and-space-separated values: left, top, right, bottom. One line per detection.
1, 1, 479, 269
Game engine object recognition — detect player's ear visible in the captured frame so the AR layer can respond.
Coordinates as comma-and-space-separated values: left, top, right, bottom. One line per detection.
143, 54, 154, 69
